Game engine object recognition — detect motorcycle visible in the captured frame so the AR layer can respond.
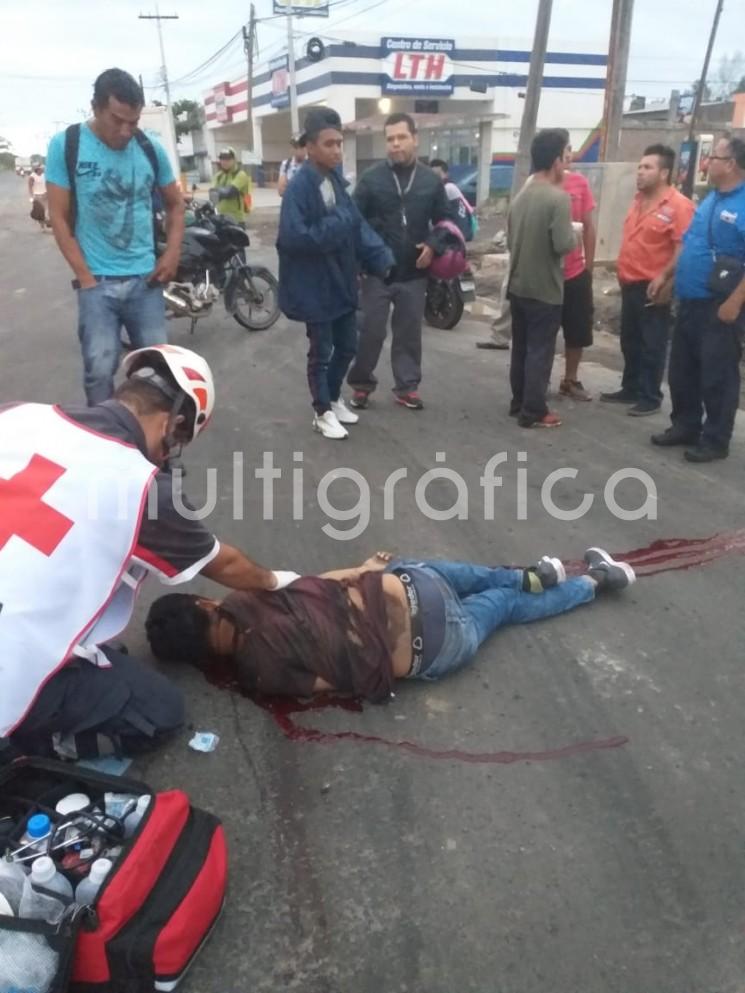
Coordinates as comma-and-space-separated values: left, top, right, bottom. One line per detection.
424, 269, 476, 330
162, 200, 280, 334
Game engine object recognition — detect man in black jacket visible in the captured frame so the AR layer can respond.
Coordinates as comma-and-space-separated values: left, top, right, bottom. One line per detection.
347, 113, 452, 410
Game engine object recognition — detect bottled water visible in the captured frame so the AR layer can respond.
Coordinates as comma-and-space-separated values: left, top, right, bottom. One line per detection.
123, 796, 151, 839
29, 857, 73, 903
15, 815, 51, 861
74, 859, 112, 907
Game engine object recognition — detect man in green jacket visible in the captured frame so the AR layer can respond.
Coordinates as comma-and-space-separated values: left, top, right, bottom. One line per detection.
212, 148, 251, 224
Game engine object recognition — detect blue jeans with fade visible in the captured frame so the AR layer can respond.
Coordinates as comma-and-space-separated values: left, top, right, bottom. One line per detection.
387, 559, 596, 682
305, 310, 358, 414
77, 276, 167, 406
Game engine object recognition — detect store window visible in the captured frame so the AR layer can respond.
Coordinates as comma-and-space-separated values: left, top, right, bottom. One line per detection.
429, 127, 479, 169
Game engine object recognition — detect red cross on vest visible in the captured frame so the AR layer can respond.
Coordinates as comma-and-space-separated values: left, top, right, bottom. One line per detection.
0, 454, 74, 556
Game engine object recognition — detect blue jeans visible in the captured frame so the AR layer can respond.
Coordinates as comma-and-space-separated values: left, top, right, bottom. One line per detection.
77, 277, 167, 406
305, 311, 358, 414
387, 560, 596, 683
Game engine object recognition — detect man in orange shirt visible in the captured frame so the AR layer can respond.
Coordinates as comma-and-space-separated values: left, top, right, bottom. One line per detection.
601, 145, 694, 416
558, 138, 597, 401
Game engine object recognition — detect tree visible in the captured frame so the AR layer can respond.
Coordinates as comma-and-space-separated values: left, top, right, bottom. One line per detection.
711, 51, 745, 100
0, 152, 16, 171
735, 75, 745, 94
172, 99, 203, 139
687, 78, 712, 102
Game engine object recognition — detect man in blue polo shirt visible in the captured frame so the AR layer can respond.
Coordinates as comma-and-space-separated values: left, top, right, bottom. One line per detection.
47, 68, 185, 405
652, 134, 745, 462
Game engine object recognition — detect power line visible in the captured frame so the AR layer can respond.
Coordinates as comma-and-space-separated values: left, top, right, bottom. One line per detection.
168, 29, 244, 86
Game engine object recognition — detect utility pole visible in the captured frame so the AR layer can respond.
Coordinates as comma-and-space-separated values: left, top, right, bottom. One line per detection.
138, 2, 179, 110
600, 0, 634, 161
286, 3, 300, 137
682, 0, 725, 196
511, 0, 553, 196
243, 4, 257, 152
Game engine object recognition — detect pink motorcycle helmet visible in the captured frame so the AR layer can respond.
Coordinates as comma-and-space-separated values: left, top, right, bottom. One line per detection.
428, 220, 468, 281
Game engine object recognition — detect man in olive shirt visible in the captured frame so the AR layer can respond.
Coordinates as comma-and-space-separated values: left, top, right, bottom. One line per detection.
508, 130, 577, 427
211, 148, 252, 225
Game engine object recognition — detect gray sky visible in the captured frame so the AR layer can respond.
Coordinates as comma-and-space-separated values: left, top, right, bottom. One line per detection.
1, 0, 744, 155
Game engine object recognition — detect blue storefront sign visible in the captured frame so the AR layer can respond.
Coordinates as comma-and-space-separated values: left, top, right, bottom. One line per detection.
381, 37, 455, 96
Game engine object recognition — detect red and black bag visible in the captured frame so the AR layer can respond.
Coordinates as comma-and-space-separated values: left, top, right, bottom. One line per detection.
0, 758, 227, 993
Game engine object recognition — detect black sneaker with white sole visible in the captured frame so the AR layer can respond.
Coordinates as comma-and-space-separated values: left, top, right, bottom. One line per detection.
583, 547, 636, 592
535, 555, 566, 589
522, 555, 566, 592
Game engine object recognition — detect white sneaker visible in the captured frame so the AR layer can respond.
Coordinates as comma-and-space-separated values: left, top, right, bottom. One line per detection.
313, 410, 348, 440
330, 398, 359, 425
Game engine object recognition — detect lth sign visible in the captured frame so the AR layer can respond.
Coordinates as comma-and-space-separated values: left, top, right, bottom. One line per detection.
381, 37, 455, 96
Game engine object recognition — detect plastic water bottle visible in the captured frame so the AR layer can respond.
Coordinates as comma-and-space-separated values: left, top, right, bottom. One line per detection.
75, 858, 112, 907
29, 857, 73, 903
0, 856, 27, 914
15, 814, 51, 860
123, 796, 151, 839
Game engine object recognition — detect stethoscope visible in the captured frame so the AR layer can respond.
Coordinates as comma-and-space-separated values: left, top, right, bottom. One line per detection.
5, 798, 137, 865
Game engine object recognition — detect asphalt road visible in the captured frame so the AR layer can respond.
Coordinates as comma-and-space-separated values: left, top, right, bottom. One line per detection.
2, 169, 745, 993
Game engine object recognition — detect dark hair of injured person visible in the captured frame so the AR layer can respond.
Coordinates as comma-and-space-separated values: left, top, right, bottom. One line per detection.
145, 593, 214, 666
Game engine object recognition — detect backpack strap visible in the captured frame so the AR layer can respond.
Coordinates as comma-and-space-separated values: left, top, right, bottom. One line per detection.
64, 126, 163, 248
134, 130, 164, 249
64, 123, 82, 229
133, 129, 161, 187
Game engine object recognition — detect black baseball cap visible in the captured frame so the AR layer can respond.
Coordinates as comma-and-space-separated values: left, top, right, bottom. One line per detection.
298, 108, 343, 146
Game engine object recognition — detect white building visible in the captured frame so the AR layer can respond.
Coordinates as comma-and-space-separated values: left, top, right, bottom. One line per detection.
202, 33, 606, 193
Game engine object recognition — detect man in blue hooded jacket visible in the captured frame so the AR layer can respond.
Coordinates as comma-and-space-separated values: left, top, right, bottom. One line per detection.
277, 108, 393, 440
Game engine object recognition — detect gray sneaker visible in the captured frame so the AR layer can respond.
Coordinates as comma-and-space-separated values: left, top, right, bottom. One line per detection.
583, 547, 636, 591
535, 555, 566, 589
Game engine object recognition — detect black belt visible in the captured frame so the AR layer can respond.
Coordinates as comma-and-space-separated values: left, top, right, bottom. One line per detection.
393, 570, 426, 676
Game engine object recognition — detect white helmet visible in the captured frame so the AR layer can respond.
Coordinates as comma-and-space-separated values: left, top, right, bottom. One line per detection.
121, 345, 215, 442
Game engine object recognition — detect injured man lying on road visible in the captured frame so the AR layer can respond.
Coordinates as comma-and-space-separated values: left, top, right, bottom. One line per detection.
145, 549, 636, 702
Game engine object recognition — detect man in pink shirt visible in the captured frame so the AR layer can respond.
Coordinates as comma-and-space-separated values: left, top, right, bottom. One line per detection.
558, 138, 597, 401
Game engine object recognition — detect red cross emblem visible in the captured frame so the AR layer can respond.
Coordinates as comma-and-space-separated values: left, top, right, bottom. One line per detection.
0, 455, 74, 556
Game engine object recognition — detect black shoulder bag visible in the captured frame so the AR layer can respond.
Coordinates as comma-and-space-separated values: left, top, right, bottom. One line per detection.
706, 195, 745, 298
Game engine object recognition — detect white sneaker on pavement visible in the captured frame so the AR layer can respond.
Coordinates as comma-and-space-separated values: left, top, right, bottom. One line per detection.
313, 410, 348, 440
330, 398, 359, 425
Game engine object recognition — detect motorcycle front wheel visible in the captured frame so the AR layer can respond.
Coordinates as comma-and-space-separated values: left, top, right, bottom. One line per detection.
229, 267, 280, 331
424, 280, 464, 330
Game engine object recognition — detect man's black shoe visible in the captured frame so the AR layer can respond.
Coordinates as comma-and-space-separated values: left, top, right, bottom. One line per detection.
651, 428, 700, 447
599, 389, 637, 404
684, 445, 729, 463
628, 402, 661, 417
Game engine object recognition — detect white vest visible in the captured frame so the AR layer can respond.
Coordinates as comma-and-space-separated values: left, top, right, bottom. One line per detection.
0, 404, 156, 736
